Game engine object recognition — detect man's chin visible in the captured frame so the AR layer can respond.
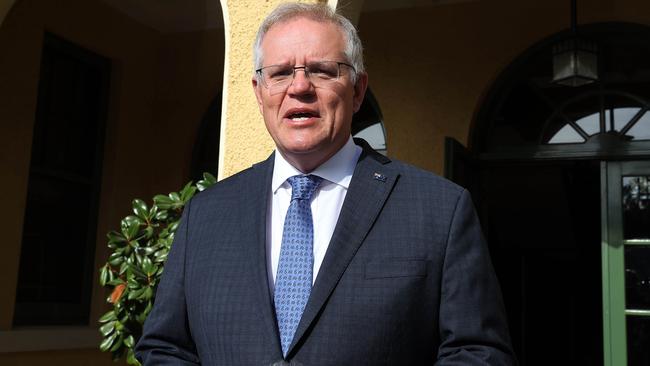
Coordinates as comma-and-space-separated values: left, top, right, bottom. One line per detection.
278, 145, 335, 172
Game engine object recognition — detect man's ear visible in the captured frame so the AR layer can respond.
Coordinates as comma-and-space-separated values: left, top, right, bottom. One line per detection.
352, 72, 368, 113
252, 76, 264, 114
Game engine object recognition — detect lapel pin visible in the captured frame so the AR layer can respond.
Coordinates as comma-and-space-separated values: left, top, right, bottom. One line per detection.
373, 172, 387, 182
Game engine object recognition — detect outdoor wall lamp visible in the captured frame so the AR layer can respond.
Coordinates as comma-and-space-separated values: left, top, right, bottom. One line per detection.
551, 0, 598, 86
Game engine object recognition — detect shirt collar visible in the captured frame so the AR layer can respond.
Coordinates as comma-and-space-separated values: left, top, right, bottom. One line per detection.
271, 136, 361, 193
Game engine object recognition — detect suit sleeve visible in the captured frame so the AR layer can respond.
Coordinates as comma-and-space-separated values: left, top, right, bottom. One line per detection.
135, 199, 200, 365
436, 189, 517, 365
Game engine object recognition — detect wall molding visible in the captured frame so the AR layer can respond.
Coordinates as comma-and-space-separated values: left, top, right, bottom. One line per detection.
0, 327, 100, 353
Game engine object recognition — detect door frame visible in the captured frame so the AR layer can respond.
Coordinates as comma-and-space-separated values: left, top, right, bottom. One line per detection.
446, 142, 650, 365
602, 160, 650, 366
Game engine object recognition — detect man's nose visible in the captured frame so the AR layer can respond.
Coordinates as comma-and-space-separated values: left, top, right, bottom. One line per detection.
288, 68, 314, 94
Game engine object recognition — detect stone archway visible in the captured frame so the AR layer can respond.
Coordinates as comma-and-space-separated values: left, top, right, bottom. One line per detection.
217, 0, 366, 178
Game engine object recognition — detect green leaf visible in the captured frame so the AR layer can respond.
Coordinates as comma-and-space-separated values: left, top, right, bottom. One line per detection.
99, 331, 117, 352
153, 194, 171, 203
119, 261, 129, 275
124, 335, 135, 348
153, 194, 173, 209
99, 310, 117, 323
132, 199, 148, 219
107, 231, 127, 244
140, 286, 153, 300
143, 225, 154, 239
154, 210, 169, 220
99, 265, 109, 287
125, 225, 138, 241
100, 321, 115, 336
136, 246, 155, 256
107, 266, 115, 283
153, 249, 168, 263
203, 172, 216, 182
107, 278, 125, 286
144, 300, 153, 316
110, 334, 124, 352
167, 221, 179, 233
197, 172, 217, 191
179, 181, 196, 202
141, 256, 154, 275
169, 192, 181, 202
121, 216, 143, 240
148, 204, 158, 217
128, 287, 145, 300
126, 349, 140, 365
108, 252, 124, 266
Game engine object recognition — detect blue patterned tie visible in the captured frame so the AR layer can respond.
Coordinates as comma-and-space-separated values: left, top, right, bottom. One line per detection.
275, 175, 323, 356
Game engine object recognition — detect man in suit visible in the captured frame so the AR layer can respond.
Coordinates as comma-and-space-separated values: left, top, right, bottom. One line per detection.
136, 3, 515, 365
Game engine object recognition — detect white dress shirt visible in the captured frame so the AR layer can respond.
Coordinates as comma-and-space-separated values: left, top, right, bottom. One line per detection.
267, 137, 361, 294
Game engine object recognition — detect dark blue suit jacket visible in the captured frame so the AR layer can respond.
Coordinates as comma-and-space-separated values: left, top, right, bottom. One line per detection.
136, 140, 516, 365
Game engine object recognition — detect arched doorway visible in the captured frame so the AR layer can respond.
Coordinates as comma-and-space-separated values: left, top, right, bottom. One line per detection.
352, 88, 387, 155
451, 22, 650, 366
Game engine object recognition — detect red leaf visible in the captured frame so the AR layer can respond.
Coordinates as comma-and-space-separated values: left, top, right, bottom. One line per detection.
110, 283, 126, 304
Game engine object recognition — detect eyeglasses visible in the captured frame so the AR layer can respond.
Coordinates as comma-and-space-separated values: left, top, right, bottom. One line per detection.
256, 60, 355, 94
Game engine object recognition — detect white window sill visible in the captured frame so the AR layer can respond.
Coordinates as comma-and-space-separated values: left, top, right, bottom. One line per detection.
0, 327, 101, 353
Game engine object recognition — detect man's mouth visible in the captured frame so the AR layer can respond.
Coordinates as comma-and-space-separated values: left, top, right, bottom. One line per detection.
285, 109, 320, 121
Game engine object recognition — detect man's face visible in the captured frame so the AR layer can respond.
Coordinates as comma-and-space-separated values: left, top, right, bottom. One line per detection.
253, 17, 368, 172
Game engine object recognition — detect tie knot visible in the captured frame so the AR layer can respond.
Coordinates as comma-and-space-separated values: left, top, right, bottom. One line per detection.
287, 175, 322, 201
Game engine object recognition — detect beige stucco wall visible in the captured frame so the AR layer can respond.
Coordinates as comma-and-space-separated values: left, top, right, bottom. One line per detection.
2, 0, 650, 364
359, 0, 650, 174
218, 0, 333, 179
0, 0, 158, 334
0, 0, 222, 364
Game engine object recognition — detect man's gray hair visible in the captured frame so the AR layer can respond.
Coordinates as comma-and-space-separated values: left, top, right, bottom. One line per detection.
253, 3, 365, 81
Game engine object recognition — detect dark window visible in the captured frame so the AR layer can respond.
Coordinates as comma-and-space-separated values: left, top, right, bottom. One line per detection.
14, 33, 110, 326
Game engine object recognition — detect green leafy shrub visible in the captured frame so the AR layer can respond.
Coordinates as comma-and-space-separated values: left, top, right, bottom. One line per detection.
98, 173, 216, 364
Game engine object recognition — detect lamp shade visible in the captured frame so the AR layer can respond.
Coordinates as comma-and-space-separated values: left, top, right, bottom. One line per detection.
552, 37, 598, 87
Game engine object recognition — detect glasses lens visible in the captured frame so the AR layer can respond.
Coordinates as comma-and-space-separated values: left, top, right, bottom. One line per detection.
307, 61, 340, 82
261, 61, 346, 94
263, 65, 293, 87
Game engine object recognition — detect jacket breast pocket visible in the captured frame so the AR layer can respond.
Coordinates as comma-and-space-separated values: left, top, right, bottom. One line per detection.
364, 259, 428, 279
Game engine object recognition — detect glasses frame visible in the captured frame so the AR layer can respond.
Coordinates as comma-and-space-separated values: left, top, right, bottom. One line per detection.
255, 60, 356, 90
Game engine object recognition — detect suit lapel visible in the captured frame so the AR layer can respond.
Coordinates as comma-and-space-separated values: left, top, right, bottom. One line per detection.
240, 154, 283, 355
287, 144, 399, 355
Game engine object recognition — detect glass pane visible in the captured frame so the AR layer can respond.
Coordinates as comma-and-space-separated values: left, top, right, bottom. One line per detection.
353, 122, 386, 151
622, 176, 650, 239
625, 246, 650, 310
575, 112, 600, 135
548, 124, 586, 144
627, 316, 650, 366
603, 93, 642, 132
614, 107, 641, 131
543, 95, 598, 144
627, 112, 650, 141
